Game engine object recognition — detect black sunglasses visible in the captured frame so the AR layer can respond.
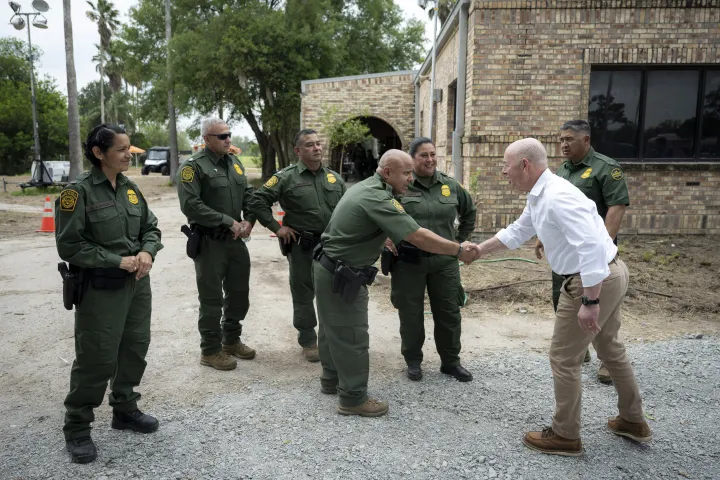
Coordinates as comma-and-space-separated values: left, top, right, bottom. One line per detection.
207, 133, 231, 140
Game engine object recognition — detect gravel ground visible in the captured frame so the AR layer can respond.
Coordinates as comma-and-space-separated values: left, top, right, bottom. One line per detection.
1, 337, 717, 480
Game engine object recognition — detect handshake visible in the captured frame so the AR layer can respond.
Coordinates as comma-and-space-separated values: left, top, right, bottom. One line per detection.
458, 241, 484, 265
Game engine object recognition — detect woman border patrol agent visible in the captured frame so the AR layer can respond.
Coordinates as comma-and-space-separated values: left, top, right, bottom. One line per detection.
385, 137, 477, 382
55, 124, 163, 464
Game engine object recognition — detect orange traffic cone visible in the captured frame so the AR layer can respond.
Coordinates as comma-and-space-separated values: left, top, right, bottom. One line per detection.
270, 205, 285, 238
36, 195, 55, 233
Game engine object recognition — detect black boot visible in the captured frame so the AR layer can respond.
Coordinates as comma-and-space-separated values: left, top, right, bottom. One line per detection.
111, 409, 159, 433
406, 364, 423, 381
66, 436, 97, 464
440, 364, 473, 382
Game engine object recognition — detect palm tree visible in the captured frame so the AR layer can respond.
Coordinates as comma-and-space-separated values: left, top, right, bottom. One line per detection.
63, 0, 82, 180
86, 0, 120, 123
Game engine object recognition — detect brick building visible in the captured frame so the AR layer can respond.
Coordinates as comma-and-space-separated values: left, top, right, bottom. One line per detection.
301, 0, 720, 234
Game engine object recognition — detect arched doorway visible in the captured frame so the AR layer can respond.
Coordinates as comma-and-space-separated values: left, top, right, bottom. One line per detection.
330, 116, 403, 181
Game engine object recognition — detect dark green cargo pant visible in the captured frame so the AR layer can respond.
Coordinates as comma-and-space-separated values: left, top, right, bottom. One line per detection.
314, 263, 370, 407
552, 271, 565, 312
63, 275, 151, 440
194, 237, 250, 356
390, 255, 463, 367
287, 246, 318, 347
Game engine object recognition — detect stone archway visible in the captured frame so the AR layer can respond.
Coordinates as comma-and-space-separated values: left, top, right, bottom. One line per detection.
330, 116, 404, 181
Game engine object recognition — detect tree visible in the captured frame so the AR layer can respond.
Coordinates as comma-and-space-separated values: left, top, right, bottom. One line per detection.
86, 0, 120, 124
0, 39, 69, 175
321, 107, 371, 176
78, 80, 136, 139
64, 0, 83, 180
137, 122, 191, 151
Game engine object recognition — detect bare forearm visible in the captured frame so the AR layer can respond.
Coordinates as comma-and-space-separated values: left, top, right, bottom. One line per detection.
475, 236, 509, 257
405, 228, 461, 256
604, 205, 626, 240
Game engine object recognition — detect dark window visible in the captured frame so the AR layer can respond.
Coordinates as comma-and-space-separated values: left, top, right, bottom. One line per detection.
700, 71, 720, 159
588, 67, 720, 162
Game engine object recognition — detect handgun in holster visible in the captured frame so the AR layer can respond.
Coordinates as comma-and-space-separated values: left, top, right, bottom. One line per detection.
278, 236, 291, 256
380, 247, 398, 276
181, 224, 202, 259
333, 263, 378, 304
57, 262, 87, 310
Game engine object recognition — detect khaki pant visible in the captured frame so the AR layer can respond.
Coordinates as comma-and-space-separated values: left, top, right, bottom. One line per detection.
550, 259, 644, 439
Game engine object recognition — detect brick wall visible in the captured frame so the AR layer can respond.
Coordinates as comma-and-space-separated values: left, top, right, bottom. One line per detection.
465, 0, 720, 234
300, 72, 416, 161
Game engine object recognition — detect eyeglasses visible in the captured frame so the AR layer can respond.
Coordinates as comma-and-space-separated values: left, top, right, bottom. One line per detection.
207, 133, 232, 140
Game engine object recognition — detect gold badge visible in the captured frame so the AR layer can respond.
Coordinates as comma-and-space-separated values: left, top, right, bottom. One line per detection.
181, 166, 194, 183
234, 164, 243, 175
327, 173, 337, 184
581, 168, 592, 179
127, 189, 139, 205
59, 189, 78, 212
441, 184, 451, 197
264, 175, 279, 188
391, 199, 405, 213
611, 168, 624, 181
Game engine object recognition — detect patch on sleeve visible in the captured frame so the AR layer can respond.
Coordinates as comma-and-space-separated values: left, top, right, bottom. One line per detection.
611, 168, 624, 181
327, 173, 337, 184
127, 189, 139, 205
264, 175, 279, 188
234, 164, 243, 175
441, 184, 451, 197
581, 167, 593, 179
59, 190, 79, 212
391, 199, 405, 213
181, 166, 195, 183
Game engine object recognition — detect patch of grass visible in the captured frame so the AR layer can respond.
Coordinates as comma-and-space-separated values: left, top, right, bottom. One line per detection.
642, 250, 656, 262
11, 186, 64, 196
239, 156, 262, 168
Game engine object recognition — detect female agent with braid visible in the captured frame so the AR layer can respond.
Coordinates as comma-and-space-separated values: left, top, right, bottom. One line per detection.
55, 124, 163, 464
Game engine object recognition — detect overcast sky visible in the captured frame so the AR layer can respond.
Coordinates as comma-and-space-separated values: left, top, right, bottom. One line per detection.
3, 0, 433, 139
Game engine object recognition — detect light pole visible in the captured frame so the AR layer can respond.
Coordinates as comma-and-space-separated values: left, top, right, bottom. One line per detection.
9, 0, 50, 184
418, 0, 438, 142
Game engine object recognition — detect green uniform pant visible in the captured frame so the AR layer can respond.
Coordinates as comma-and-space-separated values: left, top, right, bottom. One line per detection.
314, 263, 370, 407
390, 255, 463, 367
552, 271, 565, 312
63, 275, 151, 440
287, 246, 318, 347
194, 237, 250, 356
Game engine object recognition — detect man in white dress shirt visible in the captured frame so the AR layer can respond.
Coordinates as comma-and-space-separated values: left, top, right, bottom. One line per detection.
470, 138, 651, 456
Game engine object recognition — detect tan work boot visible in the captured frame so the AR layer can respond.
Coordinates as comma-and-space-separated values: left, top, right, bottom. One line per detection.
303, 345, 320, 363
522, 427, 583, 456
200, 351, 237, 370
222, 341, 256, 360
337, 398, 389, 417
607, 416, 652, 443
597, 363, 612, 384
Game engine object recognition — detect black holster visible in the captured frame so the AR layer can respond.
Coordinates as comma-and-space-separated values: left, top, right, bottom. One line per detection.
380, 247, 399, 276
182, 224, 202, 259
57, 262, 88, 310
278, 237, 291, 256
397, 242, 431, 264
316, 245, 377, 304
298, 231, 319, 251
89, 267, 130, 290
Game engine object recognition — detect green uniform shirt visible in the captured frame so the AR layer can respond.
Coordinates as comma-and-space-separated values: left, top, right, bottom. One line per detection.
55, 166, 163, 268
177, 148, 256, 228
398, 169, 476, 243
555, 147, 630, 220
248, 161, 346, 234
321, 173, 420, 268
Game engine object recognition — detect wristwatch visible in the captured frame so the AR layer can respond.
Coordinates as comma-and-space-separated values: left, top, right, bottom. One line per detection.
581, 296, 600, 306
456, 244, 463, 258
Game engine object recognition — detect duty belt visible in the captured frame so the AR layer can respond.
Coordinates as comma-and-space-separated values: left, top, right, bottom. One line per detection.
397, 242, 433, 259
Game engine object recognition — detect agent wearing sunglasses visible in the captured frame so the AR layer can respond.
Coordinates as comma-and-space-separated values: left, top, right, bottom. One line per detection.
178, 117, 257, 371
248, 129, 346, 363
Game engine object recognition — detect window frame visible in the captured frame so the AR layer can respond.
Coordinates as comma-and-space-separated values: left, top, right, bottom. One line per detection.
589, 65, 720, 163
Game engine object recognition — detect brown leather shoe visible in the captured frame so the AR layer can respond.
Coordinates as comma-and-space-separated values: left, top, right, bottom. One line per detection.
200, 351, 237, 370
222, 341, 256, 360
597, 363, 612, 384
303, 345, 320, 363
337, 398, 389, 417
607, 416, 652, 443
522, 427, 583, 456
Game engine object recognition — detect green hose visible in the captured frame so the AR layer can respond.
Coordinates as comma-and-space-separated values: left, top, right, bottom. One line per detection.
459, 257, 538, 266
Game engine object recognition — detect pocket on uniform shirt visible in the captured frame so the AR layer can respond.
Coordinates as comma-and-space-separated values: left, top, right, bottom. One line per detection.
87, 206, 123, 243
209, 176, 230, 188
127, 206, 142, 239
286, 183, 316, 210
324, 182, 343, 208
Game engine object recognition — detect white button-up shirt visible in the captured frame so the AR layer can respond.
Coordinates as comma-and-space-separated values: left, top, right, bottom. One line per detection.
496, 169, 617, 287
